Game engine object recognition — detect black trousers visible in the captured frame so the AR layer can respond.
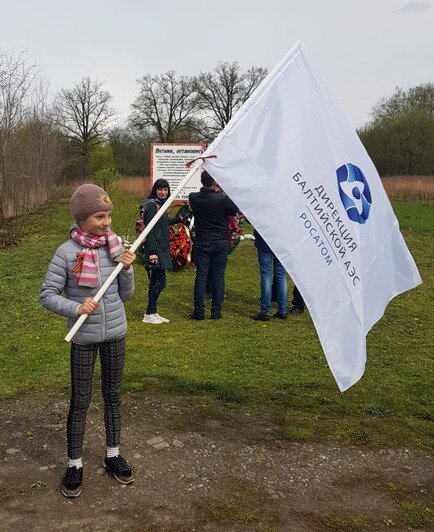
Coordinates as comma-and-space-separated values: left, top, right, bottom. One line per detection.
146, 268, 166, 314
271, 277, 304, 310
194, 239, 228, 317
67, 337, 125, 459
292, 285, 305, 309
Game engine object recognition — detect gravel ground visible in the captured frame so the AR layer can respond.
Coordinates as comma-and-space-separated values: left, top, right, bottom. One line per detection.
0, 391, 433, 531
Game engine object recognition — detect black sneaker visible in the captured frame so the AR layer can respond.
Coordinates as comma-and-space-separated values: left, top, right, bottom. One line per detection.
61, 466, 83, 498
251, 313, 270, 321
210, 313, 222, 320
288, 306, 304, 316
103, 455, 134, 484
273, 312, 288, 319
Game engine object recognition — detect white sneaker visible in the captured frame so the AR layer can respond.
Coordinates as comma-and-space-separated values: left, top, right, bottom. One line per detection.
155, 313, 169, 323
142, 313, 164, 324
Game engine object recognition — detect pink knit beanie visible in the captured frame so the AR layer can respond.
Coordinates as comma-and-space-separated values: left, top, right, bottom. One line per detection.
70, 184, 113, 222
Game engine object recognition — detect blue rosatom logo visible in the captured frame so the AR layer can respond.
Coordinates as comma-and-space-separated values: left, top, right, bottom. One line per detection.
337, 163, 372, 224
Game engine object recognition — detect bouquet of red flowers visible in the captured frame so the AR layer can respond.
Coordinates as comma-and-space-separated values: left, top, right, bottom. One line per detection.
169, 223, 193, 272
227, 214, 244, 255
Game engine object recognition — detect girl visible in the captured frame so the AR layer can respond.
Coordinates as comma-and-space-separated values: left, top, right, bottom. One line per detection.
40, 183, 136, 498
141, 178, 181, 324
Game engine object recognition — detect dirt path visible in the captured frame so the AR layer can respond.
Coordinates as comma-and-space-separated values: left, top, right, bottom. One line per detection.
0, 392, 432, 531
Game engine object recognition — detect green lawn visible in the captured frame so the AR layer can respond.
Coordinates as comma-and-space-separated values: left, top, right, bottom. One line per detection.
0, 194, 433, 447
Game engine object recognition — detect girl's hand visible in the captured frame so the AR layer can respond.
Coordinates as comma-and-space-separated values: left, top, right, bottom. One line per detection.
78, 298, 99, 315
149, 254, 159, 266
120, 249, 136, 269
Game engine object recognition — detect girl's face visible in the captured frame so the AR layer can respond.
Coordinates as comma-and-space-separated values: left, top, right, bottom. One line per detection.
156, 187, 169, 200
80, 211, 112, 236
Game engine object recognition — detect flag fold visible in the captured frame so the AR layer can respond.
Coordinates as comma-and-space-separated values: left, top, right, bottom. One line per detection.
202, 41, 422, 391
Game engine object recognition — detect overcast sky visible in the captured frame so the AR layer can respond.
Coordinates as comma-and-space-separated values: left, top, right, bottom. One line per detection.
2, 0, 433, 128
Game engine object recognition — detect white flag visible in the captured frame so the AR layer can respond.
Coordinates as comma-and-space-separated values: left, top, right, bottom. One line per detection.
202, 41, 422, 391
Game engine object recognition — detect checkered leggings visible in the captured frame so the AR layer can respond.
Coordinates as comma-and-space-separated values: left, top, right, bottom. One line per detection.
67, 337, 125, 459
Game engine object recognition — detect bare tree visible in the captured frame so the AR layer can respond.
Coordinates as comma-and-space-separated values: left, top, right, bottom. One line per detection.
0, 52, 66, 240
6, 114, 65, 216
0, 51, 38, 224
108, 126, 153, 176
194, 62, 267, 139
55, 76, 114, 177
129, 71, 199, 143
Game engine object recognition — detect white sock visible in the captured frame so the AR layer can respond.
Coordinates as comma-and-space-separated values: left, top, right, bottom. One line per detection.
68, 457, 83, 469
106, 446, 119, 458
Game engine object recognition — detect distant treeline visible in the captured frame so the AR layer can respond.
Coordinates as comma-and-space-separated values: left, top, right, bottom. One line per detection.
0, 49, 432, 240
358, 83, 433, 176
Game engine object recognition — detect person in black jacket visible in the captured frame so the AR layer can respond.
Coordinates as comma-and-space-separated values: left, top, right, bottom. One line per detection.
189, 170, 237, 320
142, 179, 181, 324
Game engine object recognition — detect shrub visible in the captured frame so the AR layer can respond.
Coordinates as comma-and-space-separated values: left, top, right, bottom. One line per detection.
93, 166, 120, 193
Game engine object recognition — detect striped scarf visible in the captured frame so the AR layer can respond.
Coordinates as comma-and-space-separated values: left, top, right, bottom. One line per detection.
70, 226, 124, 287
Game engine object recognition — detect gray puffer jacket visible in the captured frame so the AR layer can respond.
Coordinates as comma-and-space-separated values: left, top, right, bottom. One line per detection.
40, 239, 134, 345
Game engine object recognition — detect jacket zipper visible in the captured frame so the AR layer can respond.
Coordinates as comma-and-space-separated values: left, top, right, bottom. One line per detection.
97, 250, 105, 341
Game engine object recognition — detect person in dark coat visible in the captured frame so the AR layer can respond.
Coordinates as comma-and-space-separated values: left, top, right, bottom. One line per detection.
141, 178, 180, 324
189, 170, 237, 320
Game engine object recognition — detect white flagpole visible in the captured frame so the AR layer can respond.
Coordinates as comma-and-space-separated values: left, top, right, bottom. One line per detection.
65, 162, 202, 342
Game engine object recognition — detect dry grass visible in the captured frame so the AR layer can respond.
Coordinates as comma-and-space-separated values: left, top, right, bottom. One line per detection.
120, 175, 434, 200
117, 175, 190, 208
381, 175, 434, 199
118, 175, 151, 197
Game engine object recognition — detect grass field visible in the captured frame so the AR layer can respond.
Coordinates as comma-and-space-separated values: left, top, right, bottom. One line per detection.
0, 191, 433, 448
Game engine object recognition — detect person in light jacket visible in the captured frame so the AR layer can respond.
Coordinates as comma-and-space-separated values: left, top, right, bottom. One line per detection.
40, 184, 136, 499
